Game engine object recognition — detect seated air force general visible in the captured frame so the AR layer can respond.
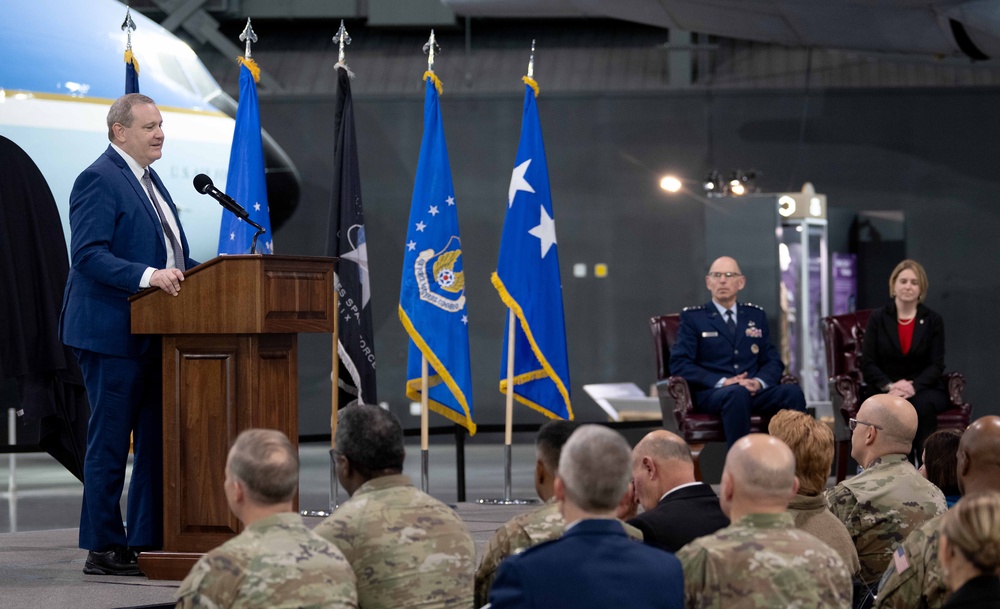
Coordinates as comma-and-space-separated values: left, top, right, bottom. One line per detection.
876, 416, 1000, 609
314, 404, 475, 609
826, 393, 947, 587
626, 430, 729, 553
475, 421, 644, 607
487, 425, 684, 609
670, 256, 806, 447
176, 429, 358, 609
60, 93, 198, 575
676, 434, 852, 609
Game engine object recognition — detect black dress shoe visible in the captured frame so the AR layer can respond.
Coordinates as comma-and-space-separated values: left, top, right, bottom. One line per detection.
83, 546, 142, 576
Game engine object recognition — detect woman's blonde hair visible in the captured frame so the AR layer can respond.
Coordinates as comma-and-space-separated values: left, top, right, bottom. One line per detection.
888, 259, 929, 303
941, 492, 1000, 574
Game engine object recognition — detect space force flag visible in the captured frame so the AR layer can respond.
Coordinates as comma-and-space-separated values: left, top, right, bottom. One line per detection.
398, 73, 476, 434
492, 77, 572, 420
217, 58, 273, 255
327, 64, 378, 405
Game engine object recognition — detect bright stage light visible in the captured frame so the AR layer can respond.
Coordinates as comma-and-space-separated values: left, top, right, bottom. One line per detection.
660, 175, 682, 192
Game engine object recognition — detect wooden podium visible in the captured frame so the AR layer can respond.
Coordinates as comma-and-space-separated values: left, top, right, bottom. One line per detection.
128, 255, 337, 580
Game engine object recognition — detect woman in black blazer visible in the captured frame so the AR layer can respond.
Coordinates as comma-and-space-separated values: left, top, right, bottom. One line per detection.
938, 494, 1000, 609
860, 259, 947, 456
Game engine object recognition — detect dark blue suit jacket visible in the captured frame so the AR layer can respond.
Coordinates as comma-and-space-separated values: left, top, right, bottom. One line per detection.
59, 146, 197, 357
488, 518, 684, 609
628, 483, 730, 553
669, 301, 784, 393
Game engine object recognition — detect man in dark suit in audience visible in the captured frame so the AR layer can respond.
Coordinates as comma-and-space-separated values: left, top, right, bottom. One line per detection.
488, 425, 683, 609
670, 256, 806, 448
60, 93, 197, 575
624, 430, 729, 552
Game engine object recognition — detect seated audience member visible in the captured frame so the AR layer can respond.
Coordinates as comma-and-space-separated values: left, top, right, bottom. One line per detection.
315, 404, 474, 609
677, 434, 851, 608
860, 259, 948, 458
625, 429, 729, 552
669, 256, 806, 448
938, 493, 1000, 609
475, 421, 642, 607
768, 410, 861, 576
920, 428, 964, 507
876, 416, 1000, 609
176, 429, 358, 609
488, 426, 684, 609
826, 394, 947, 587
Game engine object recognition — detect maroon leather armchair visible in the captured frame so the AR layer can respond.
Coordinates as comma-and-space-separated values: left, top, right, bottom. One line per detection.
821, 309, 971, 482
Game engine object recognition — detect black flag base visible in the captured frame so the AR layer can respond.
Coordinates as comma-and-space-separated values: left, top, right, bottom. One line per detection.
476, 444, 541, 505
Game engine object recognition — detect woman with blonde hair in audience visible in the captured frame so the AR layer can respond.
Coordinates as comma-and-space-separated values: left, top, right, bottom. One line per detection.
768, 409, 860, 576
937, 493, 1000, 608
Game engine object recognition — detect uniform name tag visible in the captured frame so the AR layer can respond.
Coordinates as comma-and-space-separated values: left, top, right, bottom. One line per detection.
701, 331, 719, 338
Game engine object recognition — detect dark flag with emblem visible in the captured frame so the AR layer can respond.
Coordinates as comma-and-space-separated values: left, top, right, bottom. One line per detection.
398, 72, 475, 434
326, 64, 377, 405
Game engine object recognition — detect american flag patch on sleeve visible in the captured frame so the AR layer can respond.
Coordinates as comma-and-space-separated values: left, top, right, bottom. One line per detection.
893, 545, 909, 573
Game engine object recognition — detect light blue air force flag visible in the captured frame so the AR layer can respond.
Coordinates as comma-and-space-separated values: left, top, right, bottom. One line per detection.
217, 59, 273, 255
398, 74, 476, 434
491, 80, 572, 420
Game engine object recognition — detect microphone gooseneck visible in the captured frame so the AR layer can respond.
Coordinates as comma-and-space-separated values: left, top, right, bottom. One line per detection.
192, 173, 267, 254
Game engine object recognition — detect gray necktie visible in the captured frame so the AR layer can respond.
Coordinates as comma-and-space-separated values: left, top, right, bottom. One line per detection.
141, 168, 185, 272
726, 310, 736, 337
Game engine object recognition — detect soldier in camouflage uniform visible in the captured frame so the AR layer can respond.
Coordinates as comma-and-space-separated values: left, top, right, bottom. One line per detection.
176, 429, 358, 609
475, 421, 642, 607
314, 404, 474, 609
826, 394, 947, 586
677, 434, 852, 609
875, 416, 1000, 608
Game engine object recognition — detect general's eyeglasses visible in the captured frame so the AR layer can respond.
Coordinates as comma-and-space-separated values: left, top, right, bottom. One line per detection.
707, 272, 743, 279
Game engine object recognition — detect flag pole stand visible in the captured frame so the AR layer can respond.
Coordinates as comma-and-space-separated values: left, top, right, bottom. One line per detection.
302, 310, 341, 518
477, 309, 538, 506
421, 355, 430, 493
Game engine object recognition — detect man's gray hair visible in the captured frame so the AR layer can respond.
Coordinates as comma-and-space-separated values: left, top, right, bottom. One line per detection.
227, 428, 298, 505
107, 93, 156, 141
335, 403, 405, 479
558, 425, 632, 512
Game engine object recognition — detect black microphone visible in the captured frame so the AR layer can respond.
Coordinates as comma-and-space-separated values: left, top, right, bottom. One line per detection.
193, 174, 249, 220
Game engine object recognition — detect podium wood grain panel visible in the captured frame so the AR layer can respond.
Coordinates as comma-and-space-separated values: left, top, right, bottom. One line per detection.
131, 256, 335, 578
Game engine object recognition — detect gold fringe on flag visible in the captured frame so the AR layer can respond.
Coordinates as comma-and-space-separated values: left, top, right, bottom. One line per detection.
124, 49, 140, 75
522, 76, 539, 97
423, 70, 443, 94
237, 56, 261, 83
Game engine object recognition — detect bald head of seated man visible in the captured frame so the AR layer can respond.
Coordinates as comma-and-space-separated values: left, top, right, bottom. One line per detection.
625, 430, 728, 552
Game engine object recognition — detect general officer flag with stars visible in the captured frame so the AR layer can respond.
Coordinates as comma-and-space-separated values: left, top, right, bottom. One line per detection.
327, 63, 378, 405
217, 58, 273, 255
491, 77, 572, 420
398, 72, 476, 434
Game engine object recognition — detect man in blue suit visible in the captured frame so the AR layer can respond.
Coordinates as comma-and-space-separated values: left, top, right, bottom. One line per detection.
487, 425, 684, 609
59, 93, 198, 575
670, 256, 806, 448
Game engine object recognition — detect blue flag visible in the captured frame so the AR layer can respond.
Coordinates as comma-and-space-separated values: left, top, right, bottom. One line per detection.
398, 74, 475, 434
124, 49, 139, 94
491, 79, 572, 420
218, 59, 273, 255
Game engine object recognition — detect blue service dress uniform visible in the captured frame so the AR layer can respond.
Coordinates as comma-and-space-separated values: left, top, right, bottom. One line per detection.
669, 301, 806, 446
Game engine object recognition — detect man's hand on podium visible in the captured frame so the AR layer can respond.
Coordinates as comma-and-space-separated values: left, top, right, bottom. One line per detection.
151, 268, 185, 296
